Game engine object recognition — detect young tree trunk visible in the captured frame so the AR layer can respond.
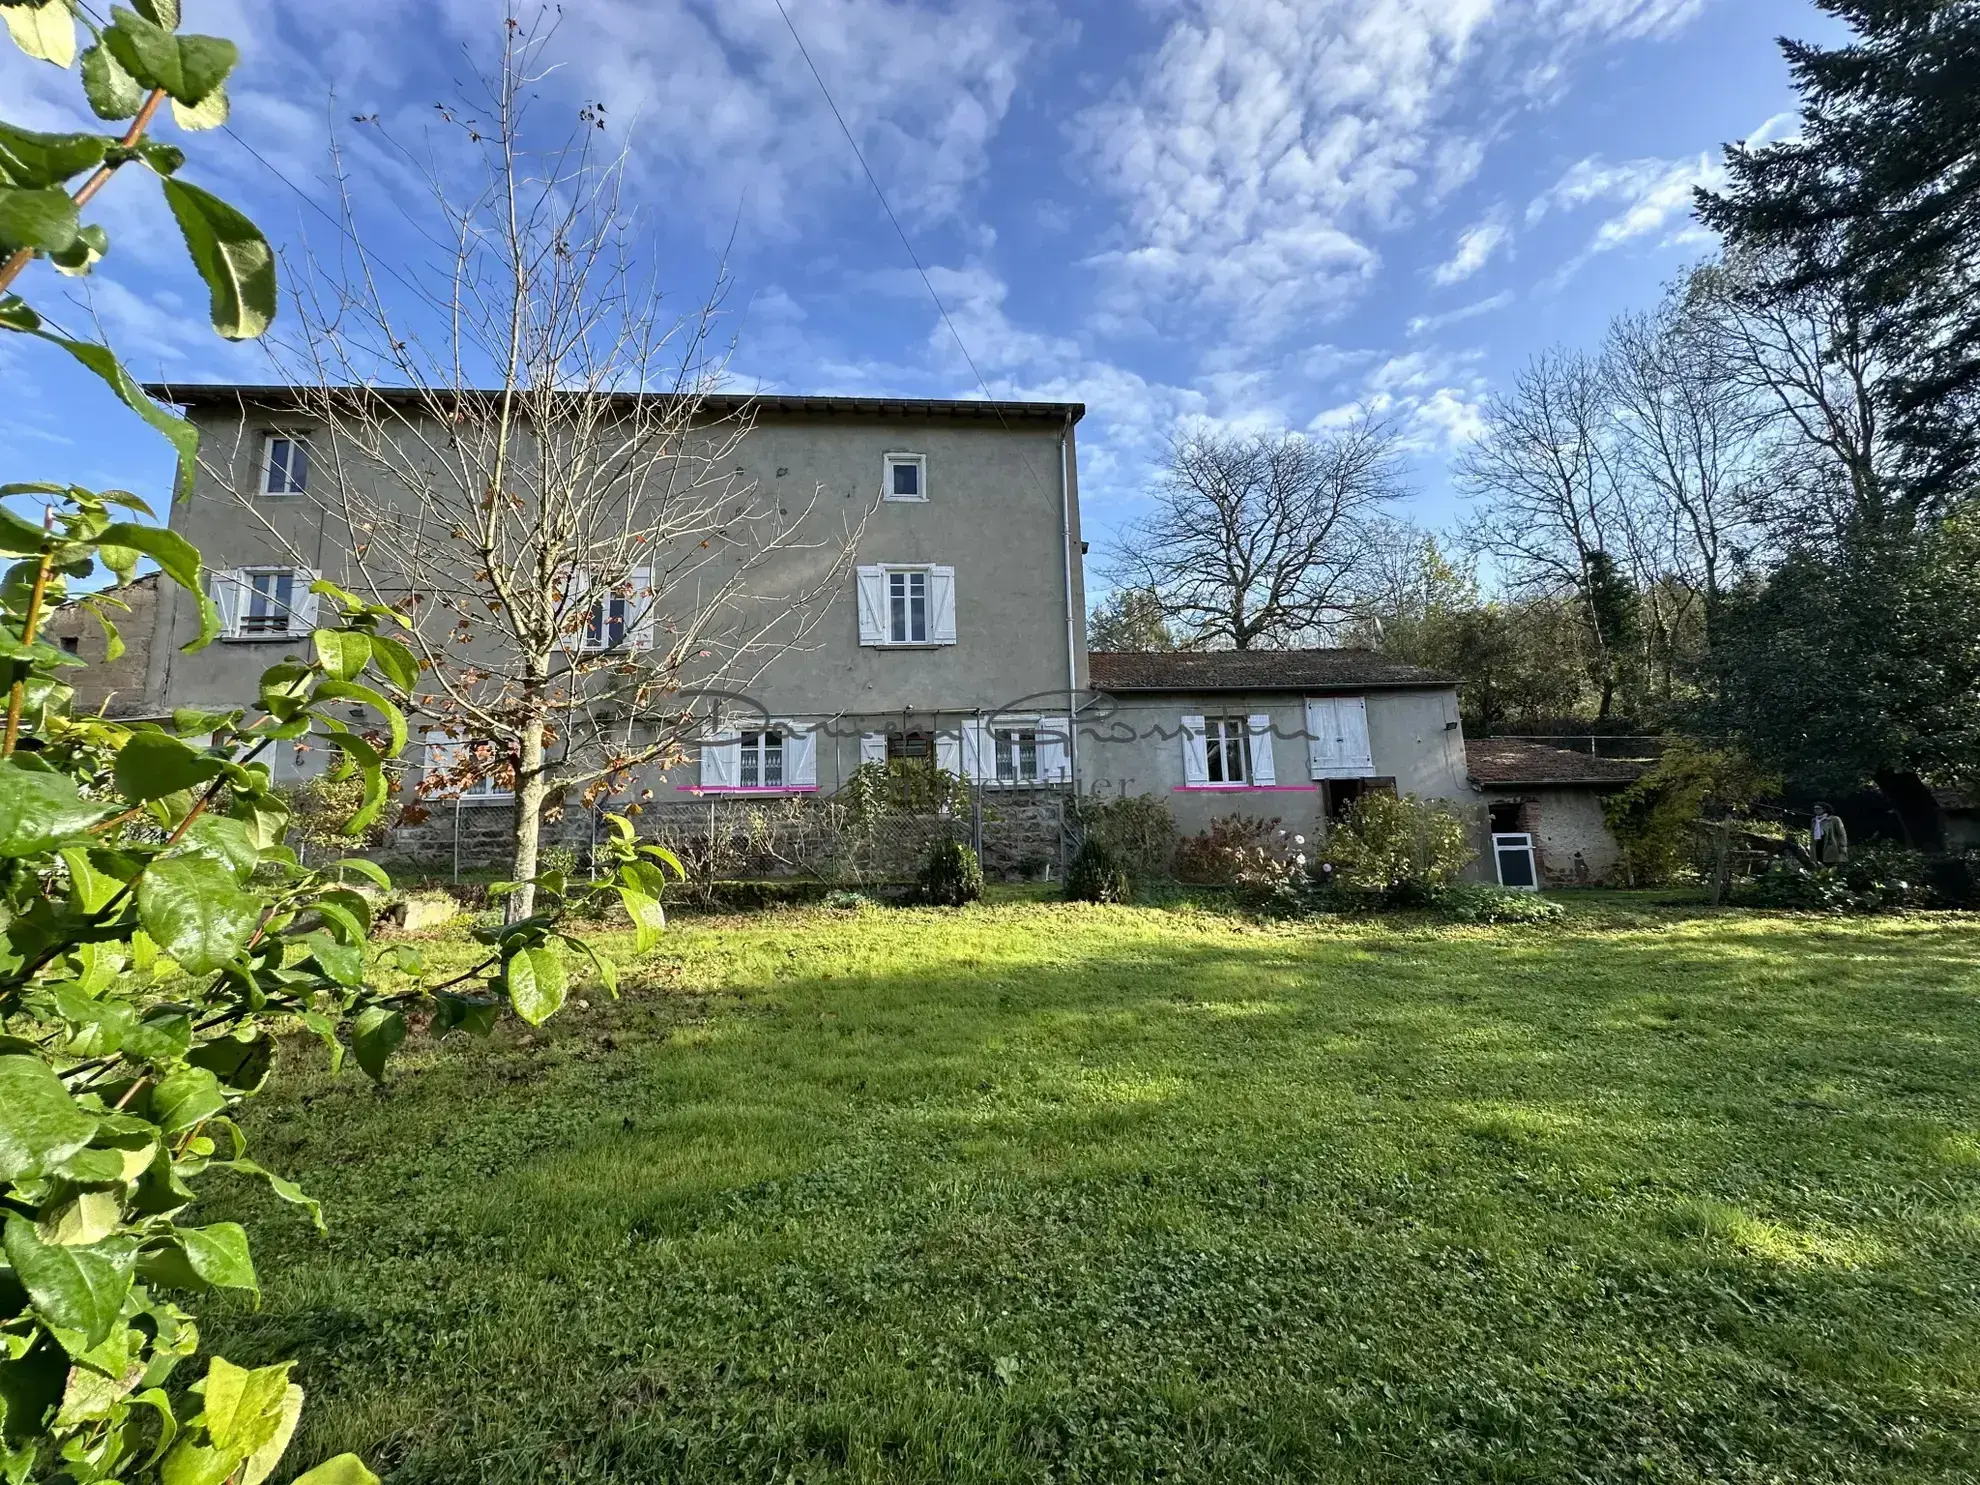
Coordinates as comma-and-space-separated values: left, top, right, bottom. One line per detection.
508, 712, 549, 921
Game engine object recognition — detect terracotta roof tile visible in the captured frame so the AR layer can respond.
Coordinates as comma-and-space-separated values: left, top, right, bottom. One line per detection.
1466, 738, 1648, 787
1088, 649, 1457, 692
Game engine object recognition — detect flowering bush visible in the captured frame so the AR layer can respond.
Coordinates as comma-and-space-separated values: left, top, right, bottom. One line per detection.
1316, 793, 1474, 903
1172, 814, 1284, 884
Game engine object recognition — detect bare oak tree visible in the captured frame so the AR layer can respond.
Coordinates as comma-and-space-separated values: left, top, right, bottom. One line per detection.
216, 13, 851, 916
1111, 418, 1406, 650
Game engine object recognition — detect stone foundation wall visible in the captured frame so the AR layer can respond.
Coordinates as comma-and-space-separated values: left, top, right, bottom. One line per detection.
381, 786, 1070, 882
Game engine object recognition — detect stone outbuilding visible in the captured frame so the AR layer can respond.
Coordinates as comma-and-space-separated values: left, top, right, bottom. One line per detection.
1465, 738, 1647, 886
45, 572, 160, 719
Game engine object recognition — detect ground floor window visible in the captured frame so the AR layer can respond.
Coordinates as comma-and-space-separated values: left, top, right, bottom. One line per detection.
1204, 716, 1250, 785
740, 730, 784, 788
994, 728, 1038, 783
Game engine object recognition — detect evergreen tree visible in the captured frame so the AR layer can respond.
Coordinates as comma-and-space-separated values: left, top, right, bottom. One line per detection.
1697, 0, 1980, 504
1088, 586, 1179, 651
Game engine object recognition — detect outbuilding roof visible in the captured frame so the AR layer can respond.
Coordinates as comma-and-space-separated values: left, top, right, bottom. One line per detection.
1466, 738, 1648, 788
1088, 649, 1458, 693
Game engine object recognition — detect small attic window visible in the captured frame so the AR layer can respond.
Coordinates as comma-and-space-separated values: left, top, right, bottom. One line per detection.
884, 452, 927, 502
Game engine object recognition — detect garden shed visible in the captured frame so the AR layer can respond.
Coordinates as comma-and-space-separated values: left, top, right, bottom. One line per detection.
1466, 739, 1647, 886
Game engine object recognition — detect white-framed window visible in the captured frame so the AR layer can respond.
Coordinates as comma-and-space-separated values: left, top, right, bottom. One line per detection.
423, 733, 513, 803
855, 564, 957, 646
211, 566, 318, 640
571, 566, 653, 652
261, 432, 310, 496
994, 728, 1038, 783
1204, 715, 1250, 785
739, 729, 784, 789
884, 452, 927, 502
889, 569, 928, 643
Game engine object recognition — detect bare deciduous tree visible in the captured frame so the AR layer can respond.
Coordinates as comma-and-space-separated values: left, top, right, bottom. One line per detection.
216, 13, 854, 916
1111, 417, 1407, 650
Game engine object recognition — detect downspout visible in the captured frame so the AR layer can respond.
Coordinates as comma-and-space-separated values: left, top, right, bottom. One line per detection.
1059, 414, 1079, 792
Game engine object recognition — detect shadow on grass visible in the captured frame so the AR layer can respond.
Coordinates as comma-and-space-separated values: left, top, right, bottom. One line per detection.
199, 906, 1980, 1485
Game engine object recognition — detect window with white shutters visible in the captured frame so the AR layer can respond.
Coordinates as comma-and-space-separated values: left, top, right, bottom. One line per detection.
1306, 696, 1373, 778
739, 730, 784, 789
214, 567, 318, 640
1204, 715, 1250, 785
856, 565, 957, 646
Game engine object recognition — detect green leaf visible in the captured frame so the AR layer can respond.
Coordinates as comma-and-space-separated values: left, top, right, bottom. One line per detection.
293, 1456, 382, 1485
326, 856, 391, 889
160, 177, 273, 340
150, 1064, 226, 1136
81, 40, 146, 118
505, 945, 567, 1026
169, 32, 235, 103
0, 500, 49, 553
431, 994, 499, 1038
351, 1007, 406, 1083
183, 815, 259, 882
3, 1216, 133, 1350
367, 632, 419, 693
239, 1380, 303, 1485
47, 219, 107, 276
0, 184, 79, 253
208, 1159, 325, 1235
95, 520, 202, 595
170, 83, 227, 132
0, 291, 41, 330
0, 1055, 98, 1182
562, 934, 619, 999
186, 1030, 273, 1093
314, 678, 406, 757
137, 856, 260, 975
29, 330, 199, 500
0, 0, 75, 65
0, 123, 109, 189
138, 1222, 256, 1297
302, 932, 362, 987
320, 728, 387, 834
115, 729, 225, 801
132, 0, 178, 27
0, 757, 112, 852
312, 629, 370, 682
619, 887, 665, 955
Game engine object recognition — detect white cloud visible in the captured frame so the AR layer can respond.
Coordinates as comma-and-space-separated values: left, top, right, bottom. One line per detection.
1432, 217, 1509, 285
1529, 151, 1727, 253
1407, 291, 1514, 336
1071, 0, 1713, 348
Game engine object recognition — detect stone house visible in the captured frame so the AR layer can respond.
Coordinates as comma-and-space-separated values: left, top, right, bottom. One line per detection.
45, 571, 160, 719
1464, 738, 1646, 885
124, 384, 1490, 872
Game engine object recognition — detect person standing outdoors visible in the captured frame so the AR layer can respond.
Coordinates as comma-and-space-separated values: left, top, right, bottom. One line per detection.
1812, 803, 1850, 866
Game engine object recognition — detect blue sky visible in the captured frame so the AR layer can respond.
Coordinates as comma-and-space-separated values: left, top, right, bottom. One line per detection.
2, 0, 1836, 575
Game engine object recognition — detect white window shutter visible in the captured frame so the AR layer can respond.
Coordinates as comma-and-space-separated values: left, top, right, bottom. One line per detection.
1036, 716, 1070, 784
1181, 714, 1208, 786
1338, 696, 1372, 774
700, 734, 740, 788
1247, 714, 1277, 786
1308, 696, 1372, 778
960, 720, 988, 781
935, 731, 963, 776
782, 725, 817, 787
292, 570, 321, 633
859, 731, 889, 767
628, 565, 655, 650
929, 566, 957, 644
855, 566, 886, 645
210, 570, 243, 638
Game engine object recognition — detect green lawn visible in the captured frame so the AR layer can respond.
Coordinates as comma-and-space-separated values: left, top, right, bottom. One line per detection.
202, 896, 1980, 1483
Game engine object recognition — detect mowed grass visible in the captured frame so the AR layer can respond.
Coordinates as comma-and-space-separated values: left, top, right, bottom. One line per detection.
197, 896, 1980, 1483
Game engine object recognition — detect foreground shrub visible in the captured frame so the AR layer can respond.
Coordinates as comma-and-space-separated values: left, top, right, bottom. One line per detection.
1073, 794, 1178, 880
920, 839, 985, 906
1173, 814, 1282, 884
1438, 884, 1567, 924
1318, 793, 1474, 900
1734, 843, 1939, 913
1065, 837, 1134, 903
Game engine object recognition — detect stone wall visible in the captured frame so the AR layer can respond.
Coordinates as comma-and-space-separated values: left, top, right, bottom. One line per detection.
48, 573, 158, 718
1479, 785, 1625, 885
